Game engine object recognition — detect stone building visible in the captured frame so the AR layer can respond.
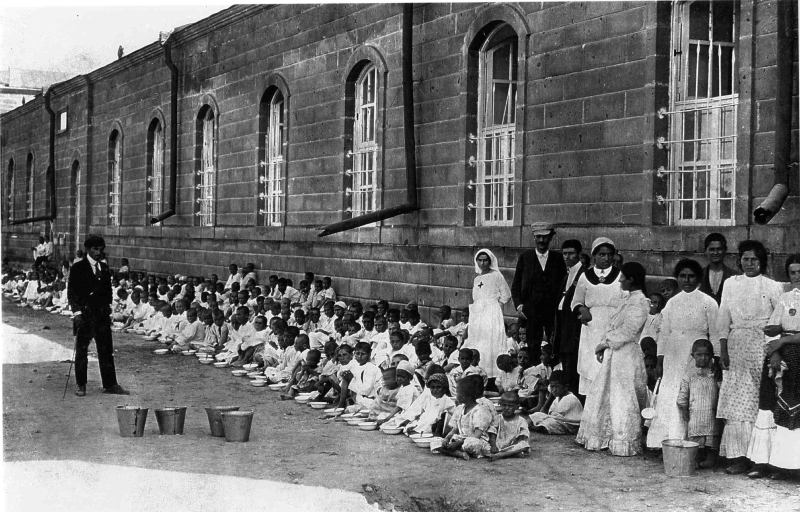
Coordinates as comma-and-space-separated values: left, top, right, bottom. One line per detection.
1, 2, 797, 320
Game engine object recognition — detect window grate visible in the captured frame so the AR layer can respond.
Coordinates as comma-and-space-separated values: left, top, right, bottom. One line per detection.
260, 95, 284, 226
351, 66, 378, 218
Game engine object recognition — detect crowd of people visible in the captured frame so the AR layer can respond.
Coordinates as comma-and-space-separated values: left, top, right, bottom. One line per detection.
2, 228, 799, 476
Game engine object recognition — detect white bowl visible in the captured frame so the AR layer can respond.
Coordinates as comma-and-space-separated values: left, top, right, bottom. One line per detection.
358, 421, 378, 431
153, 349, 169, 355
199, 359, 214, 365
324, 408, 345, 417
231, 370, 248, 377
135, 329, 147, 335
309, 402, 327, 409
382, 427, 403, 435
488, 397, 501, 402
246, 371, 262, 377
213, 362, 229, 368
242, 363, 259, 371
182, 350, 197, 356
357, 410, 369, 417
641, 408, 656, 420
268, 383, 284, 390
250, 380, 267, 387
253, 375, 268, 381
346, 417, 363, 426
144, 335, 159, 341
413, 437, 433, 447
409, 433, 433, 440
295, 396, 311, 404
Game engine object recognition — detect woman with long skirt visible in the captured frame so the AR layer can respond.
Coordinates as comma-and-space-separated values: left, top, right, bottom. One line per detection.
646, 258, 718, 449
464, 249, 511, 380
746, 253, 800, 479
576, 262, 650, 456
716, 240, 783, 474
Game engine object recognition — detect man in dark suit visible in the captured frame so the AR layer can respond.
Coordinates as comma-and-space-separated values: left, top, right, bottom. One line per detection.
511, 223, 567, 360
67, 235, 128, 397
550, 239, 585, 394
698, 232, 738, 305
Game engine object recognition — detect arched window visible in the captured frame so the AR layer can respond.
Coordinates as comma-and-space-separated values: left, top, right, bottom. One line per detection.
25, 153, 34, 217
5, 158, 14, 223
259, 89, 285, 226
350, 64, 378, 217
147, 118, 165, 220
666, 1, 738, 225
195, 106, 216, 227
108, 129, 122, 226
476, 23, 518, 226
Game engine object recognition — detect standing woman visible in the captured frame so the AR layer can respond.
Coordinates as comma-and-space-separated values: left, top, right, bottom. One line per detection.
716, 240, 783, 474
465, 249, 511, 379
571, 238, 625, 395
576, 262, 650, 456
747, 254, 800, 478
646, 258, 718, 449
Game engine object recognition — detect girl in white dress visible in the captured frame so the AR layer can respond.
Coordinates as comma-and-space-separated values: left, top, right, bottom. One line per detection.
646, 259, 718, 449
716, 240, 783, 475
571, 238, 625, 395
464, 249, 511, 379
576, 262, 650, 456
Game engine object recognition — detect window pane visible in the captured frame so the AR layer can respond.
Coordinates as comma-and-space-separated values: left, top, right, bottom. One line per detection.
492, 44, 510, 81
712, 2, 734, 43
688, 43, 710, 98
493, 83, 510, 125
683, 111, 695, 161
711, 46, 733, 97
695, 170, 709, 219
689, 1, 710, 41
681, 171, 694, 220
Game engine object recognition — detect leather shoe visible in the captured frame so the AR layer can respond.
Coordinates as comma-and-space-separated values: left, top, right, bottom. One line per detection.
103, 384, 130, 395
75, 385, 86, 397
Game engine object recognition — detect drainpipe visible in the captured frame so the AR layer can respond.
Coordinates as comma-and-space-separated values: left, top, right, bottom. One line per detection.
151, 36, 179, 224
12, 87, 57, 225
753, 0, 796, 224
319, 3, 418, 237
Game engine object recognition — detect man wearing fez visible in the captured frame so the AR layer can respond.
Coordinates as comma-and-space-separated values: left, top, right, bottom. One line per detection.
67, 235, 129, 397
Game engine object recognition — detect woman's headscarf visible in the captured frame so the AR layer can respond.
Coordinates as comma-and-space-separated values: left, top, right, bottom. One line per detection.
591, 237, 615, 256
474, 248, 500, 274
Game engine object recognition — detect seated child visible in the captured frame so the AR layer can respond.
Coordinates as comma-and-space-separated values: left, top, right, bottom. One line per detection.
281, 349, 323, 398
201, 310, 229, 353
430, 376, 495, 460
517, 347, 550, 411
447, 348, 474, 396
236, 315, 272, 365
317, 344, 354, 406
676, 339, 720, 469
338, 342, 382, 411
436, 335, 460, 370
491, 354, 520, 397
464, 349, 488, 387
169, 307, 206, 352
526, 346, 556, 413
274, 333, 310, 385
373, 361, 420, 424
366, 367, 401, 419
391, 368, 455, 436
110, 288, 129, 319
488, 392, 531, 461
388, 330, 417, 366
312, 341, 341, 402
414, 340, 434, 388
529, 370, 584, 435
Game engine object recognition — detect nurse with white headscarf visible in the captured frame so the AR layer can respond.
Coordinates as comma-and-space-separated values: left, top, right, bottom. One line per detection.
571, 237, 626, 395
463, 249, 512, 379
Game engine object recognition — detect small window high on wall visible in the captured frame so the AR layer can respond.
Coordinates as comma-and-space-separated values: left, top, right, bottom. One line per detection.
195, 106, 216, 227
147, 118, 164, 221
476, 24, 517, 226
666, 1, 737, 226
108, 129, 122, 226
259, 90, 285, 227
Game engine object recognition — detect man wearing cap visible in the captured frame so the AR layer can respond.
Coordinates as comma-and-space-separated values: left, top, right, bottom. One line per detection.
67, 235, 129, 397
511, 222, 567, 359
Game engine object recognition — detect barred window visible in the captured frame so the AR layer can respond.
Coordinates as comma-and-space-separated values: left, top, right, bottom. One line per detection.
351, 65, 378, 217
147, 119, 164, 221
666, 1, 737, 226
196, 107, 215, 227
5, 158, 14, 223
25, 153, 34, 218
476, 24, 517, 226
108, 130, 122, 226
259, 91, 284, 226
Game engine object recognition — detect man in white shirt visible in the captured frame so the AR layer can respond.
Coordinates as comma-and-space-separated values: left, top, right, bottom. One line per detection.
224, 263, 242, 291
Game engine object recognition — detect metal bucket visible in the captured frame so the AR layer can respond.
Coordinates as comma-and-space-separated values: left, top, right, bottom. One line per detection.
205, 406, 240, 437
154, 407, 187, 435
662, 439, 699, 477
221, 410, 254, 442
116, 406, 148, 437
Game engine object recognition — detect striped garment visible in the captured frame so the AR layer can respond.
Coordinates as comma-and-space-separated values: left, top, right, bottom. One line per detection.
676, 365, 720, 438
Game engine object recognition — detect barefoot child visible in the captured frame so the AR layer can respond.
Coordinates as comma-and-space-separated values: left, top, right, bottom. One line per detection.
431, 376, 494, 460
529, 370, 584, 435
168, 307, 206, 352
338, 342, 382, 411
489, 392, 531, 461
492, 354, 520, 396
676, 339, 720, 469
374, 361, 420, 424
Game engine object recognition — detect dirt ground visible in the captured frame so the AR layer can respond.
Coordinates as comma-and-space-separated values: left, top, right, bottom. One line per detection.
3, 304, 799, 512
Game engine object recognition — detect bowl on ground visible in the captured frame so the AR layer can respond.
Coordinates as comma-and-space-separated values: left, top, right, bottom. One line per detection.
153, 348, 169, 355
358, 422, 378, 431
381, 426, 403, 435
231, 369, 248, 377
294, 396, 311, 404
199, 359, 214, 365
144, 335, 159, 341
181, 350, 197, 356
268, 383, 284, 390
412, 437, 433, 448
324, 408, 345, 417
409, 433, 433, 440
213, 361, 229, 368
346, 417, 364, 426
309, 402, 327, 409
242, 363, 259, 371
250, 380, 267, 387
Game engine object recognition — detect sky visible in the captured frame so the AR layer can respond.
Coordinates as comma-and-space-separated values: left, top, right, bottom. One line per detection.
1, 4, 231, 77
